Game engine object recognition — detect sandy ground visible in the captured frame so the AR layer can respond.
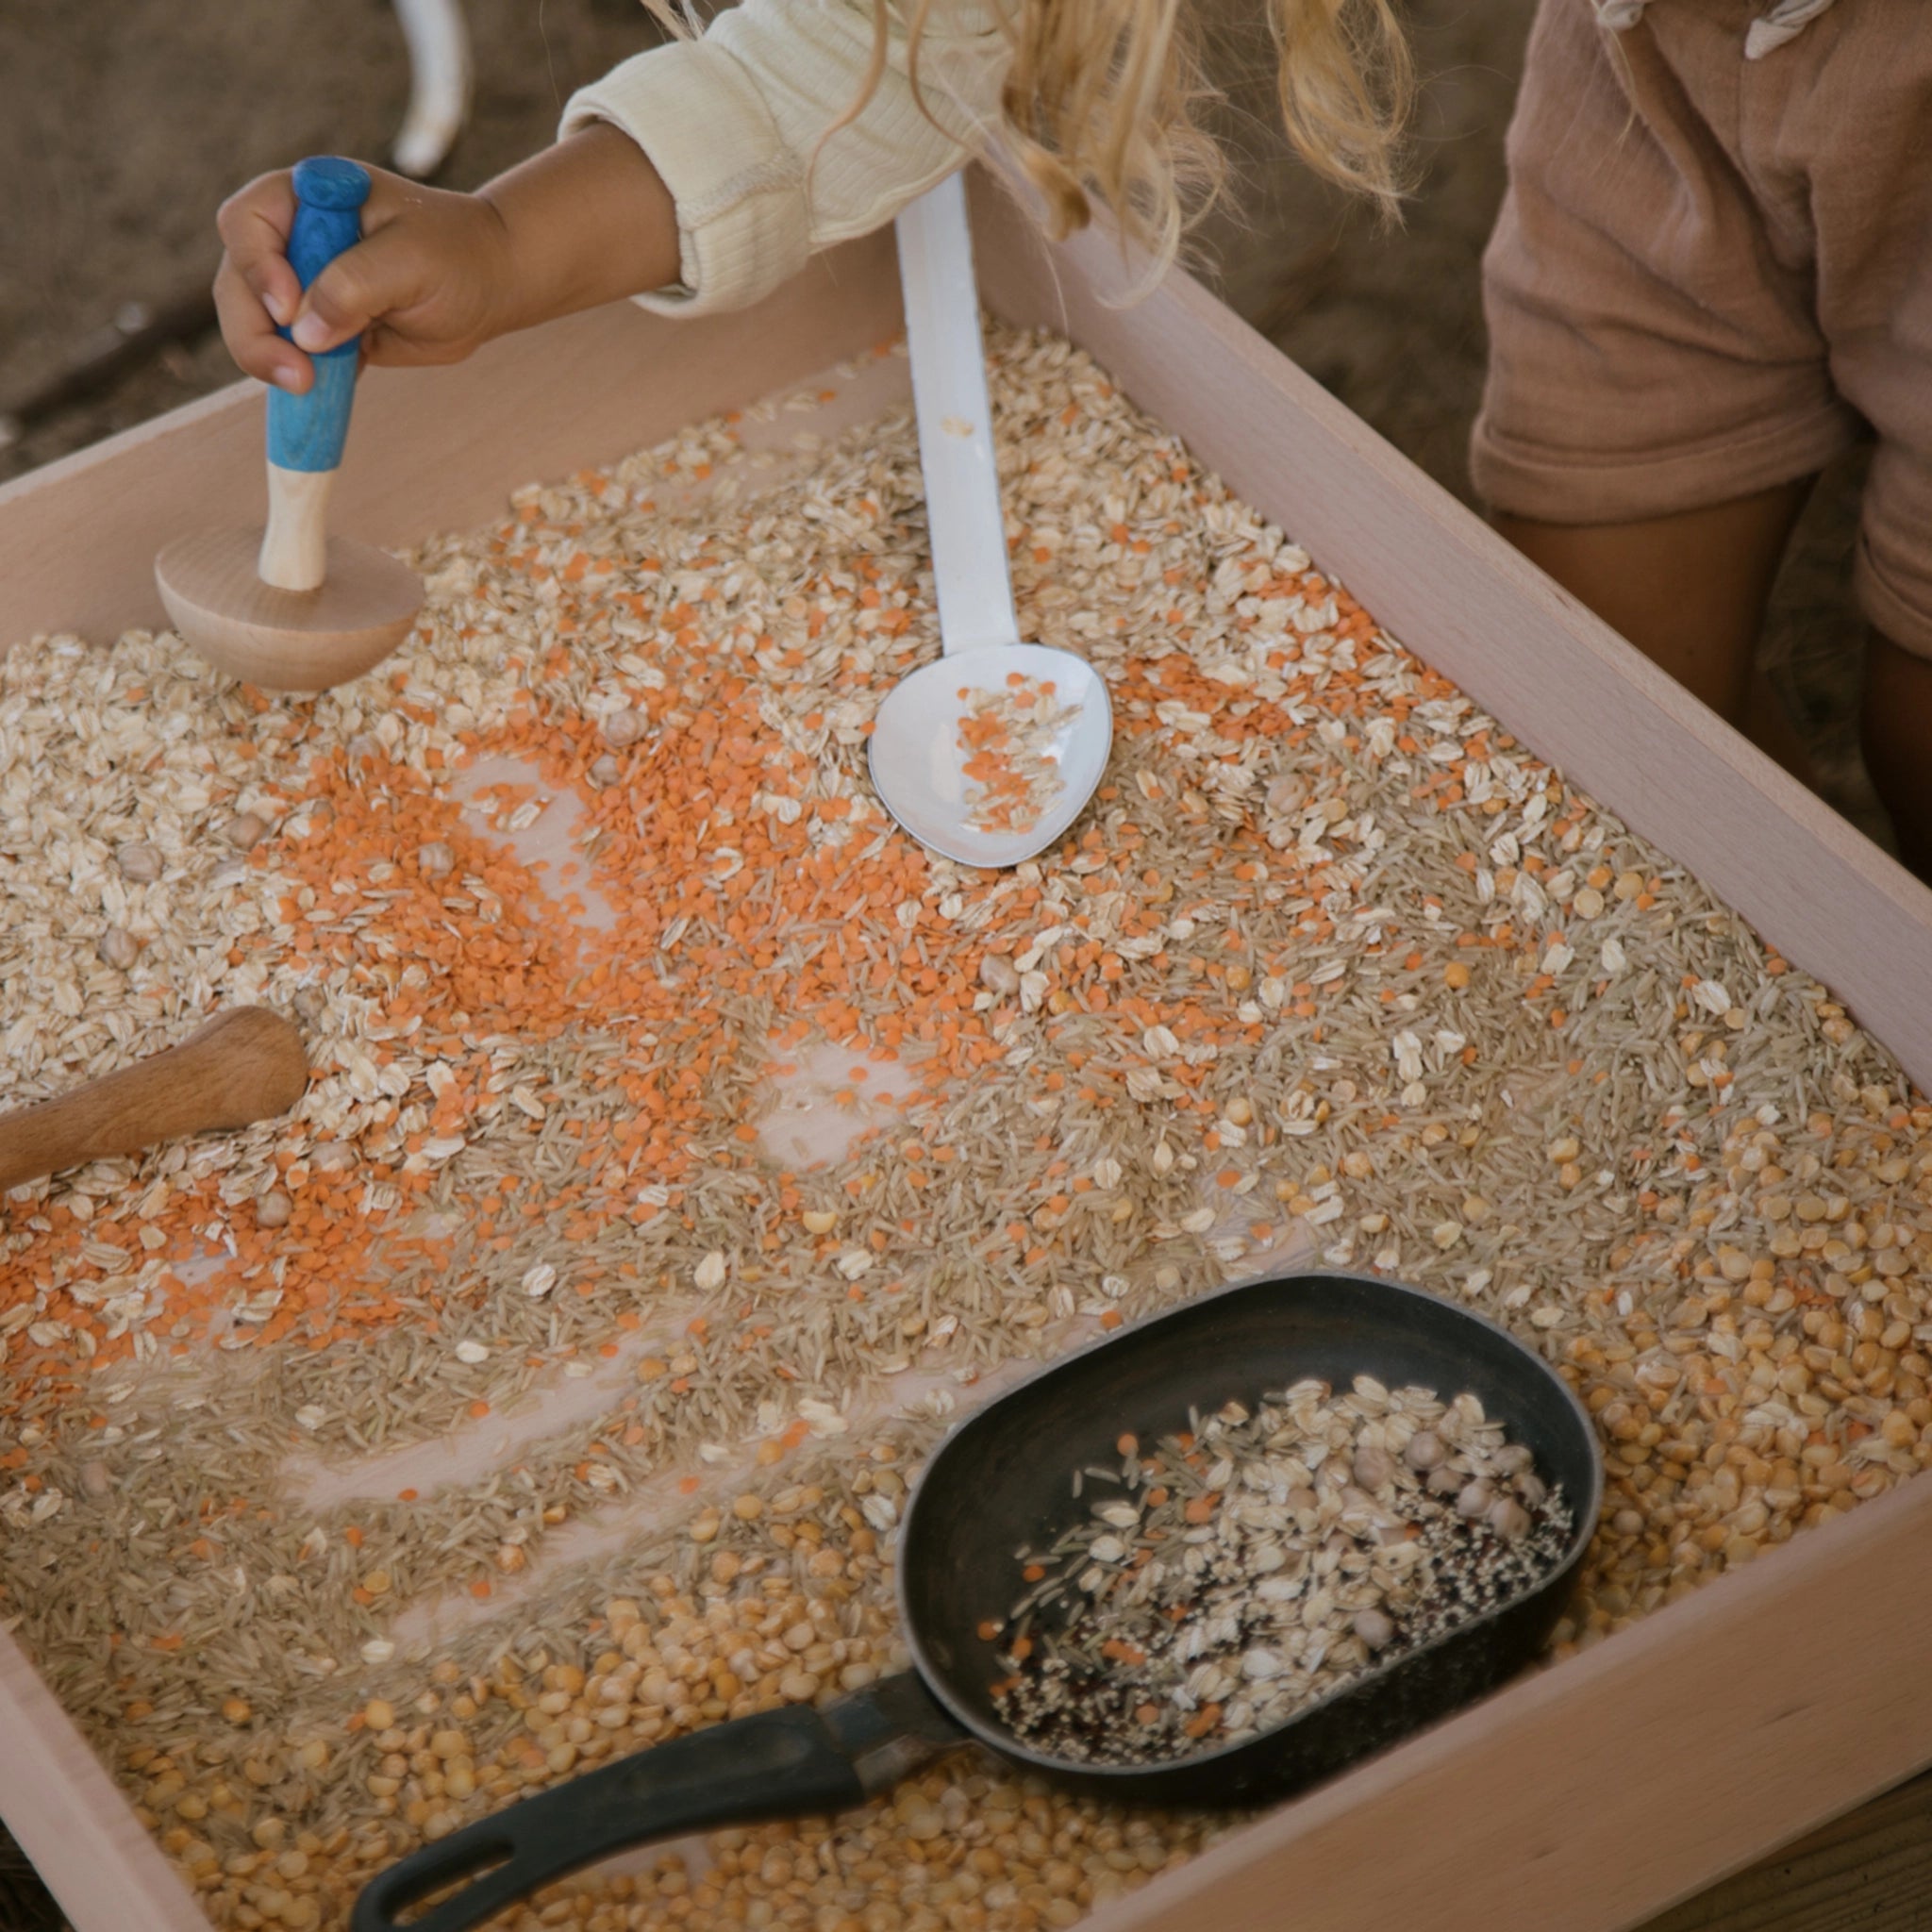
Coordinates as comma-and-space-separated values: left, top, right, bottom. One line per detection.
0, 1, 1901, 1922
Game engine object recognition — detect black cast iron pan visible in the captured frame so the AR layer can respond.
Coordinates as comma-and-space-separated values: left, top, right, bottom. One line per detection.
354, 1271, 1603, 1931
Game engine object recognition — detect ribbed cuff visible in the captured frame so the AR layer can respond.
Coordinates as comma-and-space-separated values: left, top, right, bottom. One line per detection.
561, 42, 815, 318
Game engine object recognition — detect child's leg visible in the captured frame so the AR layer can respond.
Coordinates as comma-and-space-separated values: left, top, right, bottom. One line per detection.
1848, 442, 1932, 883
1501, 483, 1932, 880
1472, 0, 1857, 757
1494, 482, 1822, 785
1493, 481, 1810, 717
1472, 0, 1932, 878
1861, 636, 1932, 883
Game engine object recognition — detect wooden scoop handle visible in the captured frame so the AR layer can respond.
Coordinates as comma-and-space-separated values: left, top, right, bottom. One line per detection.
0, 1008, 308, 1192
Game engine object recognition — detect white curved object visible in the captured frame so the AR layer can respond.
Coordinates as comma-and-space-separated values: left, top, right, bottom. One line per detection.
391, 0, 473, 178
893, 168, 1020, 653
869, 172, 1111, 868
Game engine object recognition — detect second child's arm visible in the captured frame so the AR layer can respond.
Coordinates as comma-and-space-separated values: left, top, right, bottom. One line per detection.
214, 125, 679, 396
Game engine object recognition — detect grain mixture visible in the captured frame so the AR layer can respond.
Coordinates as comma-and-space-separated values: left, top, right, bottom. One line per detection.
957, 675, 1074, 837
1, 324, 1929, 1932
990, 1378, 1573, 1765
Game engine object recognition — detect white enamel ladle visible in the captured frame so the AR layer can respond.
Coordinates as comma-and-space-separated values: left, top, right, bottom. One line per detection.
867, 172, 1111, 868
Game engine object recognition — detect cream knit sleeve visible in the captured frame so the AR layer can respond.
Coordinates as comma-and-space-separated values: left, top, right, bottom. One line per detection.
559, 0, 1008, 317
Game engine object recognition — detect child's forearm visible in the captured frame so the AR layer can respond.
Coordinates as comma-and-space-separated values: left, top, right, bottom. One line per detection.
216, 124, 686, 391
478, 124, 683, 337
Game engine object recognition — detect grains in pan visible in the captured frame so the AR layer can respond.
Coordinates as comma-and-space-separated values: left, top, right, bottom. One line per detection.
0, 325, 1927, 1932
990, 1378, 1572, 1764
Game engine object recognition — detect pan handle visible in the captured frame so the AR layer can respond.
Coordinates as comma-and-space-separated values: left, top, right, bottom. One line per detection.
350, 1671, 962, 1932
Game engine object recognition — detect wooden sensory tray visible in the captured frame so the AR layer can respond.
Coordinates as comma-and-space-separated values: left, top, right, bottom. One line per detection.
2, 167, 1931, 1932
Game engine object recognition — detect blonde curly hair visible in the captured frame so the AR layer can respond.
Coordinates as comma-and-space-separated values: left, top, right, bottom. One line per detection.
646, 0, 1413, 275
977, 0, 1412, 256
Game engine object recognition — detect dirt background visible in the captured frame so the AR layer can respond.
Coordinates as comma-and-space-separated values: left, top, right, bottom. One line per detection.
0, 3, 1905, 1924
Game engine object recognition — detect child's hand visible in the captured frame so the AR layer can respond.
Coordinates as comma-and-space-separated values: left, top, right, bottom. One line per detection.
212, 129, 682, 397
214, 165, 514, 395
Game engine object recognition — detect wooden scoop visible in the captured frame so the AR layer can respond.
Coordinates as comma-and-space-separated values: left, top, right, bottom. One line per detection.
0, 1008, 308, 1193
155, 157, 421, 692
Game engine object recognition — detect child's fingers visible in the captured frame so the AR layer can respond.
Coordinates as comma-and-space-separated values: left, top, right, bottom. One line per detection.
216, 173, 304, 330
213, 172, 311, 391
212, 256, 311, 394
287, 225, 426, 357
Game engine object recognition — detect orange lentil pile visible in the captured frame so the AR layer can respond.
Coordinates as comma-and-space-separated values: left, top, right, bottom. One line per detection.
0, 326, 1928, 1932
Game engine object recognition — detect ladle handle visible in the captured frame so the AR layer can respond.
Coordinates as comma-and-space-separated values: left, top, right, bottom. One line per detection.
894, 171, 1020, 655
350, 1673, 961, 1932
0, 1008, 308, 1193
260, 156, 373, 591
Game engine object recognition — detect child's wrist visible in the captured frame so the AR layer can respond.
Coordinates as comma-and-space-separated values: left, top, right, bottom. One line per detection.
469, 190, 546, 341
476, 126, 682, 338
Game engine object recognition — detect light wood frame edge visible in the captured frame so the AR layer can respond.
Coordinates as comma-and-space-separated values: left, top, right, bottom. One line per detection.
0, 1618, 209, 1929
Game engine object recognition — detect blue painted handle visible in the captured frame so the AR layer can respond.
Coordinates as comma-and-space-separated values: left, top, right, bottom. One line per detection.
266, 156, 372, 474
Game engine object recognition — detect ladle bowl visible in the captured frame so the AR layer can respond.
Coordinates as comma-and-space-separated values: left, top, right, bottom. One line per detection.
869, 641, 1112, 869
